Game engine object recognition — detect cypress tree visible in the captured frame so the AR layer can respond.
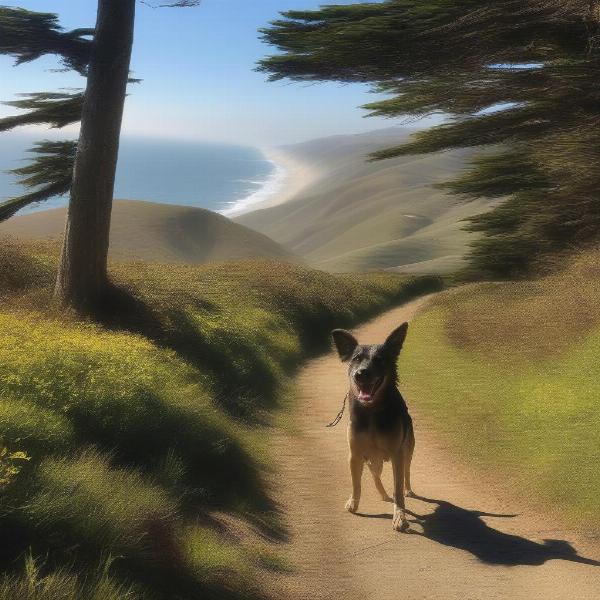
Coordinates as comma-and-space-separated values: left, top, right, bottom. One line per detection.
53, 0, 136, 308
0, 2, 200, 309
0, 8, 90, 217
259, 0, 600, 278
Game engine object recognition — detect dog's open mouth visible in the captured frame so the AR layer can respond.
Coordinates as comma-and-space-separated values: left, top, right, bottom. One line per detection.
356, 378, 383, 404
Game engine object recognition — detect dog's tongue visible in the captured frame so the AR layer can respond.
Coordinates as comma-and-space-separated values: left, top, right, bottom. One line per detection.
358, 390, 372, 402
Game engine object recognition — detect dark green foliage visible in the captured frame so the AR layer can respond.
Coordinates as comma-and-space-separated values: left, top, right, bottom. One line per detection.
0, 141, 76, 221
0, 4, 170, 223
0, 82, 138, 220
0, 7, 91, 220
0, 91, 83, 132
0, 76, 138, 219
437, 150, 548, 200
0, 7, 92, 74
0, 8, 135, 221
260, 0, 600, 277
148, 1, 202, 6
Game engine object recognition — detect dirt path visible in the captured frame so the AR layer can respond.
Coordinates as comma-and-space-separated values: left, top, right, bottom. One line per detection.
264, 296, 600, 600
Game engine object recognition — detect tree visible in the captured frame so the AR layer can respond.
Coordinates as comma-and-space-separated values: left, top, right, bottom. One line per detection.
0, 9, 90, 218
0, 1, 200, 309
0, 7, 92, 72
0, 140, 77, 221
259, 1, 600, 278
53, 0, 136, 307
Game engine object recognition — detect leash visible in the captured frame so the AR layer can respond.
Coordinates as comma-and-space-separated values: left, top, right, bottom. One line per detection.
326, 392, 348, 427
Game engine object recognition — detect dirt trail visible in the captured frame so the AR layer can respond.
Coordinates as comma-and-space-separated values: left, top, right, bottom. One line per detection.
264, 296, 600, 600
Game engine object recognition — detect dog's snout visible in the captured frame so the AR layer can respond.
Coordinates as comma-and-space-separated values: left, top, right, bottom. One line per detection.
355, 368, 370, 382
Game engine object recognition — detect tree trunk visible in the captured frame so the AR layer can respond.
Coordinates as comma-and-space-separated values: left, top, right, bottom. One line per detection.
54, 0, 135, 309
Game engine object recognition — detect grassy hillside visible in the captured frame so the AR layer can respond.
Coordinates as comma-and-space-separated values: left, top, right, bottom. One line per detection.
0, 200, 296, 265
0, 238, 441, 599
237, 128, 495, 274
401, 248, 600, 523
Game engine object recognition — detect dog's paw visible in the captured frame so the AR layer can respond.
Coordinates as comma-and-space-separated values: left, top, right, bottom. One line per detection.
381, 493, 394, 503
405, 489, 416, 498
392, 508, 409, 532
345, 497, 359, 513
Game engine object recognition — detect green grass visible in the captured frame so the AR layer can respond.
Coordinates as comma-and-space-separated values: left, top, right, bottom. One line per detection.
0, 555, 140, 600
0, 239, 442, 599
402, 249, 600, 523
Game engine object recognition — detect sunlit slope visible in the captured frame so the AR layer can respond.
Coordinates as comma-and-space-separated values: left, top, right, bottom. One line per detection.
0, 199, 296, 264
403, 248, 600, 523
238, 128, 494, 273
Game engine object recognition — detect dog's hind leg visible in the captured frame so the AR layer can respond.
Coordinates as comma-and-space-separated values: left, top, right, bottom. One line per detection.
368, 458, 393, 502
404, 427, 416, 498
345, 454, 364, 513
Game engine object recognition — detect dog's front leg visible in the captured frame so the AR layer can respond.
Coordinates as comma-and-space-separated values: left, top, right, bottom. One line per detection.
345, 453, 364, 513
391, 452, 409, 532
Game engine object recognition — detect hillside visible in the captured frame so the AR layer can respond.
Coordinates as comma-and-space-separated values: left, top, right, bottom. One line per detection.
402, 247, 600, 524
0, 199, 295, 265
0, 237, 441, 599
237, 128, 496, 273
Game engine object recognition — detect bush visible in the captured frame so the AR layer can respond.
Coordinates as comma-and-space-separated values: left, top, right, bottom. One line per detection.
0, 397, 74, 458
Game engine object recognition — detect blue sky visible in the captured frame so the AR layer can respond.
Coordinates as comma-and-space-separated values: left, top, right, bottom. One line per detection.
0, 0, 440, 146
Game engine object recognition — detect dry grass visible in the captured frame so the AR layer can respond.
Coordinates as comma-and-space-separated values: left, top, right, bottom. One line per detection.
438, 249, 600, 360
237, 128, 490, 273
402, 247, 600, 522
0, 200, 296, 265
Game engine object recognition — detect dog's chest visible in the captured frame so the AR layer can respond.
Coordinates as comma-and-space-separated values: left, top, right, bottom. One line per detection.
349, 420, 395, 460
349, 397, 408, 459
350, 397, 405, 435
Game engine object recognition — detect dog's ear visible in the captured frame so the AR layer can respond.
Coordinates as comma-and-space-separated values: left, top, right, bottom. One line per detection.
331, 329, 358, 362
383, 322, 408, 359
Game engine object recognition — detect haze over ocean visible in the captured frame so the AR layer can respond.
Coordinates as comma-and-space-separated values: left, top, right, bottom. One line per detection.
0, 134, 276, 216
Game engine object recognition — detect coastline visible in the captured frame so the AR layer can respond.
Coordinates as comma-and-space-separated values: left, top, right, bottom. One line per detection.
220, 147, 323, 218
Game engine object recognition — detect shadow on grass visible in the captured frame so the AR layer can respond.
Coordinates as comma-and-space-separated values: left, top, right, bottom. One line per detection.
359, 495, 600, 567
80, 278, 443, 530
88, 284, 282, 422
90, 275, 444, 422
0, 251, 445, 598
41, 285, 285, 543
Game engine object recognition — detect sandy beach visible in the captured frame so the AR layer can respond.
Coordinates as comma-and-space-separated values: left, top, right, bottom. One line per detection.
220, 147, 323, 217
236, 127, 488, 273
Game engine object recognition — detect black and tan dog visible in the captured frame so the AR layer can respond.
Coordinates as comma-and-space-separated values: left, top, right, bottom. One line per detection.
332, 323, 415, 532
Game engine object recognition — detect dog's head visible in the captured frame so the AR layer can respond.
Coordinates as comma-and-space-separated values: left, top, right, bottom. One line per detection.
331, 323, 408, 407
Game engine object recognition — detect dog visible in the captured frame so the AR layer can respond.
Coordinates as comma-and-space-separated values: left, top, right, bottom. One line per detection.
331, 323, 415, 532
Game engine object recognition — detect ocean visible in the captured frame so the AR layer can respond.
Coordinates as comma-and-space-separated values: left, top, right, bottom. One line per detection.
0, 134, 279, 217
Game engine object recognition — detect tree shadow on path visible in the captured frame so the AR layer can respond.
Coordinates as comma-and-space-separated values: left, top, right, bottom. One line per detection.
358, 495, 600, 568
406, 495, 600, 567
